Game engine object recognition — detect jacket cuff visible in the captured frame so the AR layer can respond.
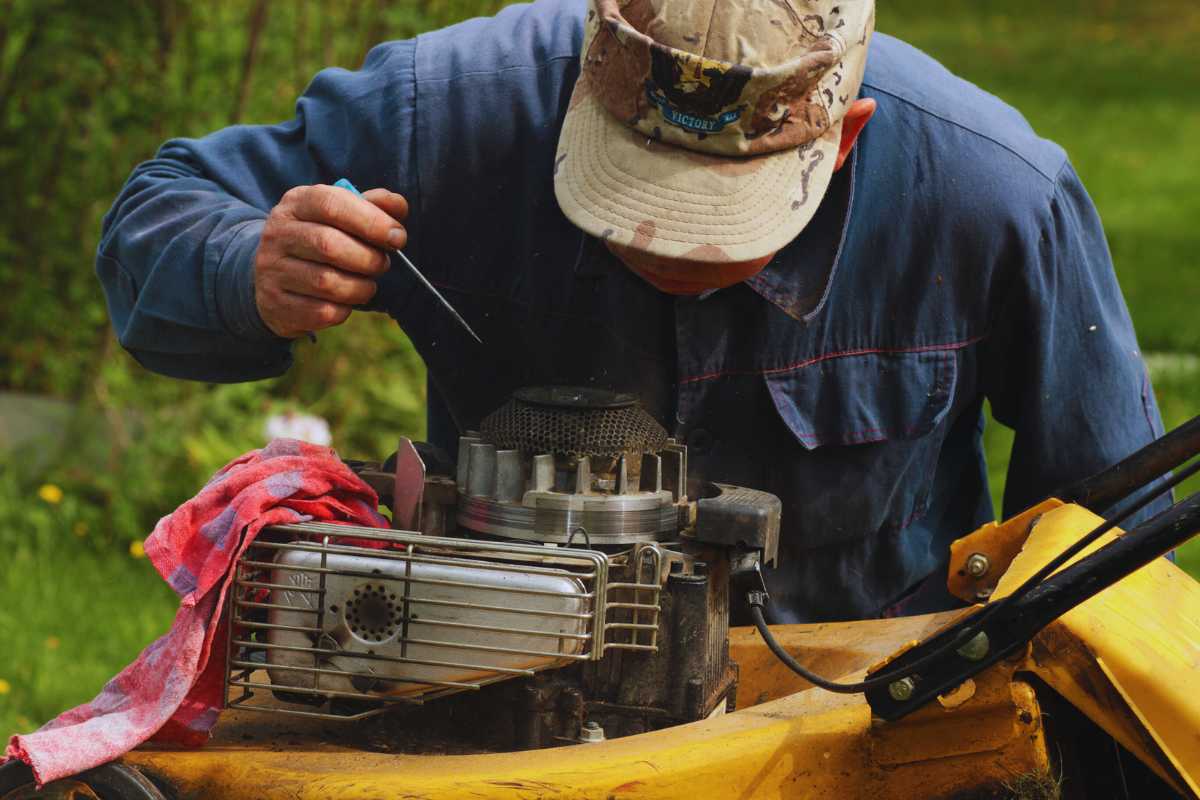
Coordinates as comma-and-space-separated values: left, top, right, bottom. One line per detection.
215, 218, 280, 341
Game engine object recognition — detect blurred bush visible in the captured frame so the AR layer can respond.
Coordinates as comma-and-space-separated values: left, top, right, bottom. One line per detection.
0, 0, 507, 548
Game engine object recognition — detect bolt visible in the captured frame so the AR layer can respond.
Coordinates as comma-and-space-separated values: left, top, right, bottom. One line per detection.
888, 677, 916, 702
579, 720, 605, 743
956, 631, 990, 662
975, 586, 994, 602
965, 553, 990, 578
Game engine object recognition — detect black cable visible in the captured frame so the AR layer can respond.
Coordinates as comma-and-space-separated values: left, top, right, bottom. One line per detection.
748, 456, 1200, 695
749, 604, 887, 693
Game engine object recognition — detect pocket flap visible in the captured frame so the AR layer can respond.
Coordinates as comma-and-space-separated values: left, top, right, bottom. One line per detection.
764, 350, 957, 450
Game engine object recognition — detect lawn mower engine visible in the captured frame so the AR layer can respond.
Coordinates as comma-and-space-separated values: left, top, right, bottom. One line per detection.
225, 386, 780, 751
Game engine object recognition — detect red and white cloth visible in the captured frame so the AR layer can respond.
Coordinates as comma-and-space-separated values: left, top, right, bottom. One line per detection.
5, 439, 390, 786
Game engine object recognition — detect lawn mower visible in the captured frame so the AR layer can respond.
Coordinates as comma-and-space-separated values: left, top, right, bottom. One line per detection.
3, 387, 1198, 799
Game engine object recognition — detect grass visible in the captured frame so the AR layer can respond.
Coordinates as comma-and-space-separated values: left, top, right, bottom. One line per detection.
0, 543, 176, 736
2, 1, 1198, 738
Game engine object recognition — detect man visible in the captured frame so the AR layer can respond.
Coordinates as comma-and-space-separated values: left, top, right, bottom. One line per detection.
96, 0, 1167, 623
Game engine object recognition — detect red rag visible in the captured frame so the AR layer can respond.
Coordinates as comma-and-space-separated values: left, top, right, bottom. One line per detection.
4, 439, 391, 787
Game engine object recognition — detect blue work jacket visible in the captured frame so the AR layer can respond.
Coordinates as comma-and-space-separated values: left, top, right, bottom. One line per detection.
96, 0, 1168, 622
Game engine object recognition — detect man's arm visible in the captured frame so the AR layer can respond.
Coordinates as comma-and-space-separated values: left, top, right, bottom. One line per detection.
96, 39, 417, 382
983, 161, 1170, 521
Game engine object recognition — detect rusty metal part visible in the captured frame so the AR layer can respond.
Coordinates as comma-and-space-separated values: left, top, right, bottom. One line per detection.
129, 610, 1052, 799
0, 762, 164, 800
479, 386, 668, 459
947, 499, 1063, 602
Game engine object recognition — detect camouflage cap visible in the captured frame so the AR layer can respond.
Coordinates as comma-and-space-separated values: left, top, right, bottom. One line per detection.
555, 0, 875, 263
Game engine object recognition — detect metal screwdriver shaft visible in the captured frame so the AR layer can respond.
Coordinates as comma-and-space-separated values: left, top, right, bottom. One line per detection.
333, 178, 482, 344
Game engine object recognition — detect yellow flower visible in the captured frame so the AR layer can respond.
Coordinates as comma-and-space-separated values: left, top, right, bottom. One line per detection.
129, 540, 146, 559
37, 484, 63, 504
0, 679, 10, 695
44, 636, 60, 651
73, 521, 89, 537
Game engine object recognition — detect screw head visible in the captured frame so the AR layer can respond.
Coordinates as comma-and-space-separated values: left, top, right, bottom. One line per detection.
965, 553, 991, 578
956, 631, 990, 662
888, 677, 916, 702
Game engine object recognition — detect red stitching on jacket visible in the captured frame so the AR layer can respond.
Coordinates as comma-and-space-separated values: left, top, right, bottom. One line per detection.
679, 335, 985, 385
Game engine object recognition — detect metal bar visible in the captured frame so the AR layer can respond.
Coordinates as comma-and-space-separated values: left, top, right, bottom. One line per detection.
315, 535, 330, 696
396, 636, 589, 661
1057, 414, 1200, 512
228, 678, 469, 700
222, 568, 238, 708
237, 599, 319, 613
251, 539, 598, 579
229, 660, 479, 689
226, 700, 416, 721
605, 622, 659, 632
603, 643, 658, 652
233, 618, 323, 635
233, 639, 539, 675
401, 616, 591, 641
404, 595, 591, 621
866, 490, 1200, 721
270, 523, 610, 568
243, 561, 594, 599
236, 578, 324, 594
606, 582, 662, 592
400, 536, 414, 664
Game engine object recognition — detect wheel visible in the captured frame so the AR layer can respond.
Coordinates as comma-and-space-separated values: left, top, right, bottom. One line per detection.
0, 760, 165, 800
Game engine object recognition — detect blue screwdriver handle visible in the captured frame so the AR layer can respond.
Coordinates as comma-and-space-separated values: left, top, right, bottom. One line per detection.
333, 178, 482, 344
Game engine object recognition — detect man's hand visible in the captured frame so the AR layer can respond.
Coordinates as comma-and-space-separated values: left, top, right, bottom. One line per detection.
253, 184, 409, 339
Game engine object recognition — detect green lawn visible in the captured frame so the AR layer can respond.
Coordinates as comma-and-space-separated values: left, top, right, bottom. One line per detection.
2, 0, 1198, 737
0, 543, 176, 736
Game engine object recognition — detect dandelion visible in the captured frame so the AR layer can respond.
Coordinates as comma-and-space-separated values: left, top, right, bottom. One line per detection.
37, 484, 64, 504
44, 636, 60, 651
0, 679, 10, 695
129, 540, 146, 559
73, 521, 89, 537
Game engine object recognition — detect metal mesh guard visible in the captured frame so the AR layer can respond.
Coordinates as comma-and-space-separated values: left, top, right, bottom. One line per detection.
480, 393, 668, 458
224, 522, 663, 722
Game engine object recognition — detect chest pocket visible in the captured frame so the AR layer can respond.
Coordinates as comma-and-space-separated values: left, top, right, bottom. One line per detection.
761, 349, 958, 550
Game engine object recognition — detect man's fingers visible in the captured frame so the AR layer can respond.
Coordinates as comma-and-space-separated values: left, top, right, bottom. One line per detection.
277, 220, 389, 275
271, 291, 353, 337
361, 187, 409, 222
274, 256, 379, 306
284, 184, 407, 250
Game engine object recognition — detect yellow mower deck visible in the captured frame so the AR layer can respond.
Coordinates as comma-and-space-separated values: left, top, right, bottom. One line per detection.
121, 503, 1200, 798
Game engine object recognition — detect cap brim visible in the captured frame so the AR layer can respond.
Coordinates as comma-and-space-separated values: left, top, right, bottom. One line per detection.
554, 80, 841, 264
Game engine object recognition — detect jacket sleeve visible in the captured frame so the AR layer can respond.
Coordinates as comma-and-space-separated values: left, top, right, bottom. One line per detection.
96, 40, 417, 382
983, 161, 1170, 522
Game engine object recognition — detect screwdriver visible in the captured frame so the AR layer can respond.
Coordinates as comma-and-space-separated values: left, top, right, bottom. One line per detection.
333, 178, 482, 344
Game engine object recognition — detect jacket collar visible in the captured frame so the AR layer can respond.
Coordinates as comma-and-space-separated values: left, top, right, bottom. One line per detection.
744, 144, 857, 323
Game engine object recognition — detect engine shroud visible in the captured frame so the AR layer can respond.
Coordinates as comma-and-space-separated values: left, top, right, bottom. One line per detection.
225, 387, 778, 751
